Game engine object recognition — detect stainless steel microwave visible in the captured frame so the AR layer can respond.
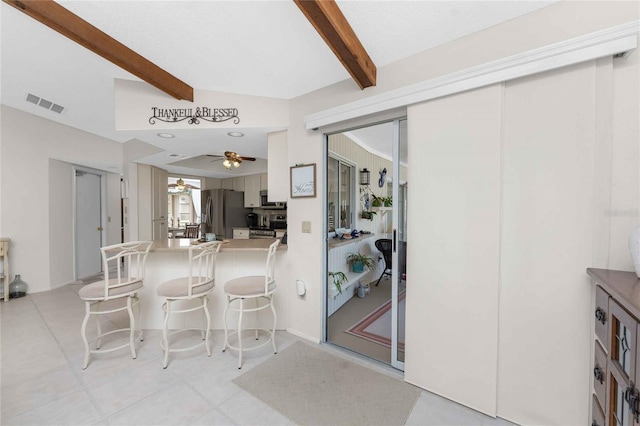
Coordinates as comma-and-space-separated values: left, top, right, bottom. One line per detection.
260, 190, 286, 209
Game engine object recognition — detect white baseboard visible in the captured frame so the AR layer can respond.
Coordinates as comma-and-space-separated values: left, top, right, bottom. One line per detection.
286, 328, 321, 344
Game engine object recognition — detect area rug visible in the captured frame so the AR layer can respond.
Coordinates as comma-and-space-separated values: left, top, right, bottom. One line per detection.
346, 291, 406, 350
233, 341, 420, 425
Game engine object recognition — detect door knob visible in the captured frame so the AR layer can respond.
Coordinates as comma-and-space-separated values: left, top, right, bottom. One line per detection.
97, 227, 103, 231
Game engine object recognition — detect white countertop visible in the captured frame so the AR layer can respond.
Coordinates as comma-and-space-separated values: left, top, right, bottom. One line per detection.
151, 238, 286, 253
327, 233, 375, 249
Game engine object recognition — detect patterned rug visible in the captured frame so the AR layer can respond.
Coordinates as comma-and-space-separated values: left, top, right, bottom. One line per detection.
346, 291, 405, 350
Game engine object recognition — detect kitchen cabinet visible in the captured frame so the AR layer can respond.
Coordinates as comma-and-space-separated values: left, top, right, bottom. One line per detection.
152, 166, 168, 221
587, 269, 640, 426
244, 174, 261, 207
151, 167, 168, 239
153, 219, 168, 240
232, 177, 245, 192
232, 228, 249, 239
221, 178, 233, 190
260, 173, 268, 191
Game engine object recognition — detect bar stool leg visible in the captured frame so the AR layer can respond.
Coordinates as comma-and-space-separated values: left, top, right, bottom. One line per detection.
203, 295, 212, 357
81, 302, 91, 369
162, 300, 171, 369
222, 296, 230, 353
270, 295, 277, 354
127, 296, 137, 360
237, 298, 244, 369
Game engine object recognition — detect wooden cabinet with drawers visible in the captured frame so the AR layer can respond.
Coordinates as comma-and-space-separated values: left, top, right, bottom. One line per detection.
588, 269, 640, 426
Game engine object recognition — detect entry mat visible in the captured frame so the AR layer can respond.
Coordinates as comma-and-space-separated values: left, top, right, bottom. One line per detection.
233, 341, 420, 425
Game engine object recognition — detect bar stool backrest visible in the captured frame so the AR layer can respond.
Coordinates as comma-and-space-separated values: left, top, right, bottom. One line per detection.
186, 241, 222, 298
101, 241, 153, 300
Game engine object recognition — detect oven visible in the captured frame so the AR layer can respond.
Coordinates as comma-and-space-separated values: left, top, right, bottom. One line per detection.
270, 214, 287, 230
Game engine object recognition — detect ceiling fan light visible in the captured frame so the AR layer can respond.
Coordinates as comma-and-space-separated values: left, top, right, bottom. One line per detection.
176, 178, 185, 190
223, 159, 231, 168
233, 161, 240, 168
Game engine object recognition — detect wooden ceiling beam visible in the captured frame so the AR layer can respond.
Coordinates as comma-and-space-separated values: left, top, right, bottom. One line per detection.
4, 0, 194, 101
294, 0, 376, 90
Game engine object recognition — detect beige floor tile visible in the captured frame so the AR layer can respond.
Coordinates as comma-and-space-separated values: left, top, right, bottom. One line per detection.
106, 383, 211, 425
2, 389, 102, 426
1, 364, 84, 419
0, 286, 514, 426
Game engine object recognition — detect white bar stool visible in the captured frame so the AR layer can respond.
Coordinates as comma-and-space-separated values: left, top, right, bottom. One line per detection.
78, 241, 152, 369
156, 241, 222, 368
222, 240, 279, 369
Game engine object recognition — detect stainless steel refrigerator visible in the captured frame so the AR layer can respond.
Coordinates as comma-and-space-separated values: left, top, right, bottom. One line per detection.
201, 189, 251, 238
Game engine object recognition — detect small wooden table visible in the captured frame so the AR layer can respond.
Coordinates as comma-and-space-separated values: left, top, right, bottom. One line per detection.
0, 238, 10, 302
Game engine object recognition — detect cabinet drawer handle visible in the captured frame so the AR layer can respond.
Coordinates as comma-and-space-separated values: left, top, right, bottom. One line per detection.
594, 365, 604, 384
595, 307, 606, 325
625, 382, 640, 422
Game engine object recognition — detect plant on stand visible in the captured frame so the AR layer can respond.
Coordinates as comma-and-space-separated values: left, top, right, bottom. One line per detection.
347, 252, 375, 273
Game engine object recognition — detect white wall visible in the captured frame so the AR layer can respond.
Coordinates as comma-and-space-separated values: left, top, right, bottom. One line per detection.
0, 106, 122, 292
48, 159, 73, 287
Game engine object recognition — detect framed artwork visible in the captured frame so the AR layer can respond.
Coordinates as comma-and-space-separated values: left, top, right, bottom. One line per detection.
290, 163, 316, 198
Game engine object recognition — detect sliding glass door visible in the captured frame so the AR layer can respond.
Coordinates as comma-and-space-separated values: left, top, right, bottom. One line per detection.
324, 119, 408, 370
391, 119, 407, 369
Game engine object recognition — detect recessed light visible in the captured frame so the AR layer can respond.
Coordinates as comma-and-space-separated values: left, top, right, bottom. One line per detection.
157, 133, 175, 138
227, 131, 244, 137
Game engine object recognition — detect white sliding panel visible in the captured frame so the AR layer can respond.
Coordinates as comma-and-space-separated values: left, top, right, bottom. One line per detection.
497, 61, 596, 425
405, 84, 502, 416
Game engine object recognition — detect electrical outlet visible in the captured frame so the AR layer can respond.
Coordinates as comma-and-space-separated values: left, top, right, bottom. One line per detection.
302, 221, 311, 233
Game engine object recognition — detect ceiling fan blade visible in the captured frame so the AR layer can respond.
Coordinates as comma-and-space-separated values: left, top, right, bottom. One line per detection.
238, 156, 256, 161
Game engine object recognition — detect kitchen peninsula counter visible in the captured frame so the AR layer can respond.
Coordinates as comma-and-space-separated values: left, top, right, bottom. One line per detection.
151, 238, 287, 253
138, 238, 289, 330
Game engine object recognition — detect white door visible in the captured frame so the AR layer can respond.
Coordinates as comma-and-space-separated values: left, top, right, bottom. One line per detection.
75, 170, 103, 278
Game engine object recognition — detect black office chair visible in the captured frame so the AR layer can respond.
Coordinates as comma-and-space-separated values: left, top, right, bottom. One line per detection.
374, 239, 392, 286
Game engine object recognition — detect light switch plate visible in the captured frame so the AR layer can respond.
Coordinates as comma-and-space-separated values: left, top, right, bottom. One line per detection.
302, 221, 311, 233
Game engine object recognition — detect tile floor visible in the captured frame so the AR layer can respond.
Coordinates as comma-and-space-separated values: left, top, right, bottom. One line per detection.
1, 284, 516, 425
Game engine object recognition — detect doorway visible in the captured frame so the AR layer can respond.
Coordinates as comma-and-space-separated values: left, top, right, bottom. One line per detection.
74, 168, 104, 279
325, 119, 408, 369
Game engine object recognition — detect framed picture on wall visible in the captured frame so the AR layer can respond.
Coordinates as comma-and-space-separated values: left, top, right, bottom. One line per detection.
290, 164, 316, 198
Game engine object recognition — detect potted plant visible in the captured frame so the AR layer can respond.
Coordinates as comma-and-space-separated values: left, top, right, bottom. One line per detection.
347, 252, 375, 273
360, 210, 377, 220
328, 271, 347, 294
371, 194, 392, 207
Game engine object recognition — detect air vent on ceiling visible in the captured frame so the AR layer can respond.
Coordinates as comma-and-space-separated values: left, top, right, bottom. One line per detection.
25, 93, 65, 114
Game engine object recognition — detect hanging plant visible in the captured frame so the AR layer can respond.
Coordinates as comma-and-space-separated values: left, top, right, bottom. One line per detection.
361, 210, 377, 220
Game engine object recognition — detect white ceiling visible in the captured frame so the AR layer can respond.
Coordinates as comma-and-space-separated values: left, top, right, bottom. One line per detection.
0, 0, 557, 178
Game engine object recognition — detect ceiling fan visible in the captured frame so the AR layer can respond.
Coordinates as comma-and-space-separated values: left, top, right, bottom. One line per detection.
168, 178, 200, 191
207, 151, 256, 169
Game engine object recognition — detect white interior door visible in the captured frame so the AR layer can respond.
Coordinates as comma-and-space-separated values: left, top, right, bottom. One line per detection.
75, 169, 103, 278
